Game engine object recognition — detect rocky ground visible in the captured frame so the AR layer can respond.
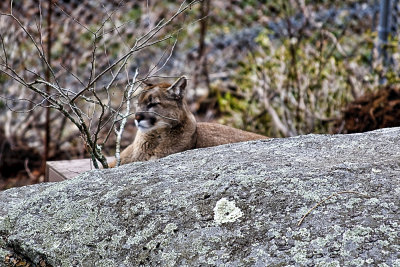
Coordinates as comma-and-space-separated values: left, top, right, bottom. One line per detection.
1, 127, 399, 266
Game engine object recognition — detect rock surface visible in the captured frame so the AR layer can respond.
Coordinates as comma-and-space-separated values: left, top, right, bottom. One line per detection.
1, 127, 400, 266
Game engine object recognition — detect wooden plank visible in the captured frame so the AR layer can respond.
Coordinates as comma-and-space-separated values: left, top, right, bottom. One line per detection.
46, 157, 114, 182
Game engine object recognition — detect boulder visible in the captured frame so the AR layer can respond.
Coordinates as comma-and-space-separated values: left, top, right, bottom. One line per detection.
1, 127, 400, 266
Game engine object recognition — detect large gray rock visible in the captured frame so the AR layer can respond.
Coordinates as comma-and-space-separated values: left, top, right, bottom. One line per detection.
1, 128, 400, 266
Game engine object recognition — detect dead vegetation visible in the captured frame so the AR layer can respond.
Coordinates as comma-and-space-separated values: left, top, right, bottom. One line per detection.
337, 86, 400, 133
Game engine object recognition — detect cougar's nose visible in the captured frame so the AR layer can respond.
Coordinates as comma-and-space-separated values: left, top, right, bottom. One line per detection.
135, 113, 144, 122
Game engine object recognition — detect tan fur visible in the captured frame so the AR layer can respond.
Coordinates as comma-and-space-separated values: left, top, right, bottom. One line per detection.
110, 77, 268, 167
195, 122, 267, 148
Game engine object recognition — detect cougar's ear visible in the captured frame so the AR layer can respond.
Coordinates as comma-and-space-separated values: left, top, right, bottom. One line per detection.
167, 76, 187, 99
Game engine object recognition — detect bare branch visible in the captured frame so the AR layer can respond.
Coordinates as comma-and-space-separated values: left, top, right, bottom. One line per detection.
0, 0, 200, 170
297, 191, 369, 227
52, 2, 93, 33
150, 38, 178, 77
0, 33, 8, 66
114, 68, 139, 167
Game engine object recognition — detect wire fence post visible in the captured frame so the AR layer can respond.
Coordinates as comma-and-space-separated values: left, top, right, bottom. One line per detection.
378, 0, 392, 67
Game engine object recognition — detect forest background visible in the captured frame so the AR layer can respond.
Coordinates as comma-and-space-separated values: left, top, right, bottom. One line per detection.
1, 0, 399, 189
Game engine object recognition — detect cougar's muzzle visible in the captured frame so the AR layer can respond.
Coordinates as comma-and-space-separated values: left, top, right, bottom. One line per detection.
134, 111, 157, 131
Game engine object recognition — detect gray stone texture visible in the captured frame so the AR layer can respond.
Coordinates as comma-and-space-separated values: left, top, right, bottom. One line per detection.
1, 127, 400, 266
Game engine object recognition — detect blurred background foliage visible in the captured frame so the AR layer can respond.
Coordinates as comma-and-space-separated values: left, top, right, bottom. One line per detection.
1, 0, 400, 188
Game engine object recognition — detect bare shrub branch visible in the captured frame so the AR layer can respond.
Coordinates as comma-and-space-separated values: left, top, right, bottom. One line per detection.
0, 0, 199, 168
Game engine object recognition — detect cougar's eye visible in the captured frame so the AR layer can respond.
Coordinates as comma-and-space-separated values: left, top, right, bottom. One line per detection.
147, 102, 159, 109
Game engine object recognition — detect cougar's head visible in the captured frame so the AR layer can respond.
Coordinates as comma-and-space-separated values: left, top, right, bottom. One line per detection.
134, 76, 192, 132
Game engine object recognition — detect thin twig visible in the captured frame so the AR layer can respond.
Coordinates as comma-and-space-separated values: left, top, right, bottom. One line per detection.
0, 32, 8, 66
297, 191, 369, 227
52, 1, 92, 33
98, 0, 128, 49
1, 95, 51, 112
150, 38, 178, 77
24, 158, 36, 180
88, 0, 199, 88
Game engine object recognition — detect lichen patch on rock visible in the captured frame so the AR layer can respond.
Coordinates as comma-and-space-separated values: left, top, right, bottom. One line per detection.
213, 197, 244, 225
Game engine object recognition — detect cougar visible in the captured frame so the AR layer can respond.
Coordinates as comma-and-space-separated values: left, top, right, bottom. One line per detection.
111, 76, 267, 166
